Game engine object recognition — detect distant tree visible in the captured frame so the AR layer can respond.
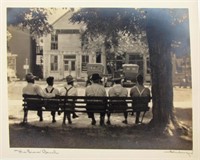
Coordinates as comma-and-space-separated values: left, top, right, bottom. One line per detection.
7, 8, 55, 38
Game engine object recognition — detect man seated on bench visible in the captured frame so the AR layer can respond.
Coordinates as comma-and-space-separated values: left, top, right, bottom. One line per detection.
22, 73, 56, 122
60, 75, 79, 125
130, 74, 151, 124
85, 73, 107, 126
107, 73, 128, 125
43, 76, 60, 123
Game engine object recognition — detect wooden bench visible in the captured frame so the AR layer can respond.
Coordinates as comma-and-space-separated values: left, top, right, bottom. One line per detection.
22, 94, 151, 124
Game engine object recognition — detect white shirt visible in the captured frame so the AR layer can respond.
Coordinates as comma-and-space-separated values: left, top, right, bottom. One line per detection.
43, 85, 60, 97
85, 83, 106, 97
60, 84, 78, 96
22, 83, 55, 98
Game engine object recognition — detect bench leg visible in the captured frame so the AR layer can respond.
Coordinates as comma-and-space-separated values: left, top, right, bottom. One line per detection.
106, 112, 111, 125
37, 110, 43, 121
51, 111, 56, 123
23, 109, 28, 123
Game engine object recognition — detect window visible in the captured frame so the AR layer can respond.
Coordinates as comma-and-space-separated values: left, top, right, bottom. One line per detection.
64, 60, 75, 71
82, 55, 89, 71
96, 52, 101, 63
71, 61, 75, 71
50, 55, 58, 71
116, 56, 123, 70
64, 60, 69, 71
51, 34, 58, 50
63, 55, 76, 72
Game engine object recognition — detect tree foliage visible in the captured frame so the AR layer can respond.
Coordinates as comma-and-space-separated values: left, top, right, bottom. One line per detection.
71, 8, 145, 47
71, 8, 189, 57
7, 8, 54, 37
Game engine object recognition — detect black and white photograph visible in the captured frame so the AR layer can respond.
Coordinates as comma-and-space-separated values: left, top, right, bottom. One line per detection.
1, 1, 199, 159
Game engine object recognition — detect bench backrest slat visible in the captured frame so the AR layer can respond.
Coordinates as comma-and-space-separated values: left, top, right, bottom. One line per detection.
22, 94, 151, 111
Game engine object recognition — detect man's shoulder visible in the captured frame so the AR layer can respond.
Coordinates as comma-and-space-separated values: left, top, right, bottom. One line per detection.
98, 84, 106, 90
130, 86, 137, 90
108, 87, 114, 92
122, 87, 128, 92
34, 84, 42, 89
22, 85, 28, 90
144, 87, 151, 93
54, 87, 59, 91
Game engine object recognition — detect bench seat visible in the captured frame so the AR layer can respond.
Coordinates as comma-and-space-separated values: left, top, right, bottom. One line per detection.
22, 94, 151, 124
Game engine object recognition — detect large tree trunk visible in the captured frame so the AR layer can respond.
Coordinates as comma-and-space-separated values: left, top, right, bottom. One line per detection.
147, 36, 174, 129
145, 10, 190, 136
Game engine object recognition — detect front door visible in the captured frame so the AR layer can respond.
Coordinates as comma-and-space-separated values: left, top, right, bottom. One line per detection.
63, 55, 76, 78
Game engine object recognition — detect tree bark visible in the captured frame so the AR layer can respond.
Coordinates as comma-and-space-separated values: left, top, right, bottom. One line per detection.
145, 10, 190, 136
147, 36, 173, 129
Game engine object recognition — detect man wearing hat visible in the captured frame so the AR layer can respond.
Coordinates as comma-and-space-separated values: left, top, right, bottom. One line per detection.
108, 73, 128, 125
22, 73, 56, 122
43, 76, 60, 123
60, 75, 79, 125
85, 73, 107, 126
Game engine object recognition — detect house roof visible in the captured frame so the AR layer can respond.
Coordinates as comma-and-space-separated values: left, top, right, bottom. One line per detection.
51, 10, 83, 30
51, 10, 70, 26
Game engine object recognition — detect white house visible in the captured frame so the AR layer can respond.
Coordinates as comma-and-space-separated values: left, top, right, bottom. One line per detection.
42, 11, 106, 80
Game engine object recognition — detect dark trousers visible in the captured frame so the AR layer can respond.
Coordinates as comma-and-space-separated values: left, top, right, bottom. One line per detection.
87, 112, 105, 122
63, 112, 72, 124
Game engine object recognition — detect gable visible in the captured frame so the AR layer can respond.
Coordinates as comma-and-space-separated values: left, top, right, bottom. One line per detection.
52, 11, 83, 30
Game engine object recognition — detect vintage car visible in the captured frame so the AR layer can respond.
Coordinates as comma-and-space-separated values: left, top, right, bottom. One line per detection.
121, 64, 139, 87
86, 63, 105, 86
86, 63, 104, 77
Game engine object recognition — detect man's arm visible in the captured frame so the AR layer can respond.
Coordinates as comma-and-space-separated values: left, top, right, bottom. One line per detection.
54, 88, 60, 96
59, 88, 66, 96
35, 85, 55, 98
130, 88, 133, 97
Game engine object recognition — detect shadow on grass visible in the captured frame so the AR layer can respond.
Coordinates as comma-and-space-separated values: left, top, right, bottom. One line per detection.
9, 120, 192, 150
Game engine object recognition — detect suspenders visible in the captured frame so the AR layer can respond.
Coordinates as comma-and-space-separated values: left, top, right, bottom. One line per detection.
135, 86, 146, 97
65, 86, 73, 96
45, 87, 54, 93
